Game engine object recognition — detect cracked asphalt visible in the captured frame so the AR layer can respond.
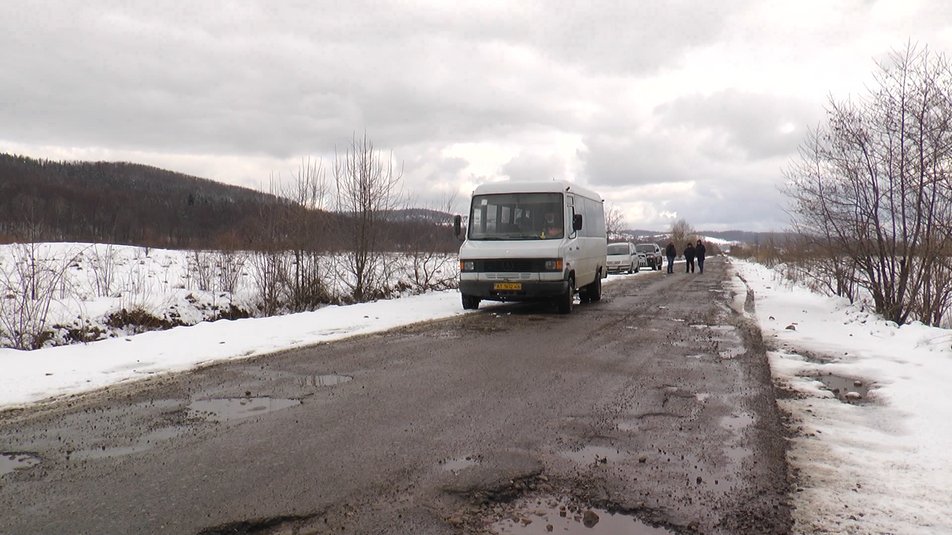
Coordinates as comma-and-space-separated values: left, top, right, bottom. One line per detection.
0, 256, 792, 534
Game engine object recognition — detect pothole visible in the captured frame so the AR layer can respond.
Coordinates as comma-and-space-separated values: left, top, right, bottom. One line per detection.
0, 452, 40, 476
71, 426, 186, 460
813, 373, 873, 404
559, 445, 626, 466
188, 397, 301, 421
617, 412, 683, 432
491, 496, 675, 534
299, 374, 353, 387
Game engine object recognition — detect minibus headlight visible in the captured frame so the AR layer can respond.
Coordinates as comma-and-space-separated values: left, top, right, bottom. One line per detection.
544, 259, 563, 271
460, 260, 476, 272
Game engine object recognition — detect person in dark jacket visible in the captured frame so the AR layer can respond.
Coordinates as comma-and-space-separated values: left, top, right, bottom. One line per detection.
695, 239, 707, 274
665, 241, 677, 274
684, 242, 696, 273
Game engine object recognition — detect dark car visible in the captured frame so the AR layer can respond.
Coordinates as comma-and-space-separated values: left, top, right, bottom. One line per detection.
635, 243, 663, 270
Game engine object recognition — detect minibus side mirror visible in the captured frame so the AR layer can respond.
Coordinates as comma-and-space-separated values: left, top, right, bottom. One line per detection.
572, 214, 583, 231
453, 215, 463, 239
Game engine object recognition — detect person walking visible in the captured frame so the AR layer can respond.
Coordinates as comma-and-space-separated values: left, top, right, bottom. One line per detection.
695, 239, 707, 274
684, 241, 696, 273
665, 241, 677, 274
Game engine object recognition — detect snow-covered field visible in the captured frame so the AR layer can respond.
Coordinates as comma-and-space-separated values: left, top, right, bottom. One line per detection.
0, 242, 457, 349
2, 245, 950, 534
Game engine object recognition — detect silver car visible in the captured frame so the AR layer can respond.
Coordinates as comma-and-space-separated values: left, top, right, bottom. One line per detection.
607, 242, 639, 274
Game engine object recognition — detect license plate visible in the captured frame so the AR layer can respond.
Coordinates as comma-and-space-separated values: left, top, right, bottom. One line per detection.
493, 282, 522, 291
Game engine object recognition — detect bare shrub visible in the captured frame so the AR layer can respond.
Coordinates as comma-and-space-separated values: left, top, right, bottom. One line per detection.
87, 244, 119, 297
188, 250, 216, 292
216, 250, 247, 294
249, 251, 289, 315
408, 252, 458, 293
0, 243, 78, 349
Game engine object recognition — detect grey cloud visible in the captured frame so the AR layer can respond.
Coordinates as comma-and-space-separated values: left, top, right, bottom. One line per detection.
519, 0, 747, 75
656, 90, 820, 160
0, 1, 742, 161
676, 180, 789, 231
501, 153, 566, 182
580, 133, 694, 188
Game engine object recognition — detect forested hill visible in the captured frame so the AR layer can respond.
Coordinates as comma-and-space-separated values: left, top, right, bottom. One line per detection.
0, 153, 290, 249
0, 154, 460, 253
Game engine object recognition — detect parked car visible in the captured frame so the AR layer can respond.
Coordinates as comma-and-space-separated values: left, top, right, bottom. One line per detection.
635, 243, 663, 271
607, 242, 638, 274
636, 251, 648, 268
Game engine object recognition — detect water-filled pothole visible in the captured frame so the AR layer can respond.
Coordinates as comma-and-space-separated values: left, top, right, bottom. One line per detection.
0, 453, 40, 476
188, 397, 301, 421
492, 496, 675, 534
813, 373, 872, 404
441, 455, 482, 474
299, 374, 353, 387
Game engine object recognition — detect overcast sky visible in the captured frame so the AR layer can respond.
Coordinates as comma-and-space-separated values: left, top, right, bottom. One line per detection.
4, 1, 952, 231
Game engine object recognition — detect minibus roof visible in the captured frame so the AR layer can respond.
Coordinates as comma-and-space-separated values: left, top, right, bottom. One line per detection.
471, 181, 603, 202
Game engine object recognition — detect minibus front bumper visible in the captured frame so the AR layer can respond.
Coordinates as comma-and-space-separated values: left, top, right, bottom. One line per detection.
459, 279, 569, 301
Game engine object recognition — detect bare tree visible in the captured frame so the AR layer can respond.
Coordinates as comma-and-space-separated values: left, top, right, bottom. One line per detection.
605, 203, 626, 241
670, 218, 695, 250
334, 133, 403, 302
278, 157, 331, 310
784, 43, 952, 325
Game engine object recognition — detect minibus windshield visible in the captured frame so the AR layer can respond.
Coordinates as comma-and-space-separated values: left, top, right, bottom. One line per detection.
468, 193, 563, 240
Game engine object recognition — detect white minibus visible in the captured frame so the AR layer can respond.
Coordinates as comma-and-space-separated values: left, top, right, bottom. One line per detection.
453, 181, 607, 313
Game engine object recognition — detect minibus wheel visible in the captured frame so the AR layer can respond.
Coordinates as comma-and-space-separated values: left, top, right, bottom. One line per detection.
461, 294, 480, 310
590, 271, 602, 301
557, 276, 574, 314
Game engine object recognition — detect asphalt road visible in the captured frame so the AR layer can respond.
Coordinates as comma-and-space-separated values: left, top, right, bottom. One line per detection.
0, 256, 791, 534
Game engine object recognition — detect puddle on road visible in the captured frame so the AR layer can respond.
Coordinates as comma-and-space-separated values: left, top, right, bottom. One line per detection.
560, 445, 626, 466
813, 373, 872, 404
71, 427, 186, 460
719, 412, 755, 431
723, 445, 753, 465
679, 325, 745, 359
0, 453, 40, 476
188, 397, 301, 421
441, 455, 482, 474
492, 496, 675, 535
299, 374, 353, 387
718, 346, 746, 359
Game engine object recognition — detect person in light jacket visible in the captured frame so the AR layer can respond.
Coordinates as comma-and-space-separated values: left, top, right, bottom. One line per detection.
665, 242, 677, 274
695, 239, 707, 274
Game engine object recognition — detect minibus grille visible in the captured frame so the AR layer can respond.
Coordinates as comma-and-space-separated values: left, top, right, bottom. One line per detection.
476, 259, 546, 272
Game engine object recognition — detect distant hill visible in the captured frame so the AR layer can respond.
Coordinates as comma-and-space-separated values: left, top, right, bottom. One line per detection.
0, 153, 457, 251
622, 228, 796, 246
0, 153, 291, 248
